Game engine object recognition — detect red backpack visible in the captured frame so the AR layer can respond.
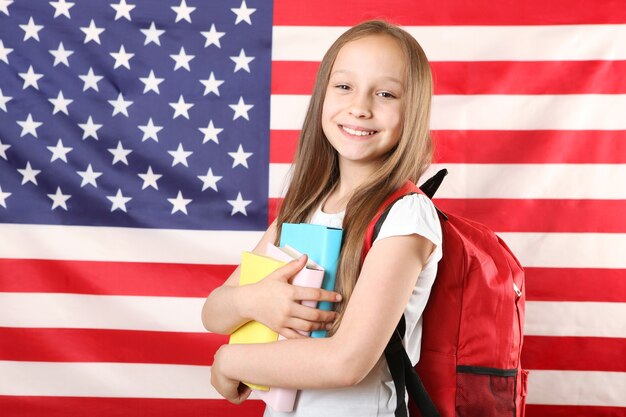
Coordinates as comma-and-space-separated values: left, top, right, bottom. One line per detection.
363, 170, 528, 417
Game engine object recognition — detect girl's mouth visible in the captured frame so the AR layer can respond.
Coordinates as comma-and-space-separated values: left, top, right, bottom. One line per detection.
339, 124, 377, 137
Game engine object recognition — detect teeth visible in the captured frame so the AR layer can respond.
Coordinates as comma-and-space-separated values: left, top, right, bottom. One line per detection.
341, 125, 375, 136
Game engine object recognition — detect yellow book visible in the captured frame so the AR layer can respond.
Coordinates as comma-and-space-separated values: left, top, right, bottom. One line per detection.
229, 251, 287, 391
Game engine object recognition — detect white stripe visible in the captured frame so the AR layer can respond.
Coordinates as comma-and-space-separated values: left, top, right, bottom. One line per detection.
273, 25, 626, 61
0, 293, 207, 332
527, 370, 626, 407
270, 163, 626, 200
2, 293, 622, 337
0, 361, 622, 407
270, 94, 626, 130
498, 232, 626, 269
524, 302, 626, 338
0, 223, 262, 264
0, 361, 221, 399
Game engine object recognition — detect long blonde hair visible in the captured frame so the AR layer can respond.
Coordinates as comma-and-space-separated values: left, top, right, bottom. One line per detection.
275, 21, 434, 333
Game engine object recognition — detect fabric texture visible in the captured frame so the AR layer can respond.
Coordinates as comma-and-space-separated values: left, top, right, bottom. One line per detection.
264, 194, 443, 417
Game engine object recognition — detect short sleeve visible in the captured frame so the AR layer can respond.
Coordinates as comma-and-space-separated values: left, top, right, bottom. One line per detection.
373, 193, 442, 256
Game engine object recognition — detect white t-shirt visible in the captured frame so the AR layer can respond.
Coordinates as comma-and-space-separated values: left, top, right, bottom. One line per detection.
263, 194, 443, 417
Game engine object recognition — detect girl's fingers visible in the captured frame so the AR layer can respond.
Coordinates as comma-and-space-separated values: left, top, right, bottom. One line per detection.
290, 303, 338, 324
286, 317, 333, 334
293, 286, 342, 303
279, 327, 307, 339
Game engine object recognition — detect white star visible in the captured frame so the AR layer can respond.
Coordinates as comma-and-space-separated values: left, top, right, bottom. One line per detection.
229, 96, 254, 121
48, 90, 73, 115
79, 67, 103, 92
49, 42, 74, 67
108, 141, 132, 165
141, 22, 164, 46
230, 48, 254, 73
19, 65, 43, 90
47, 187, 71, 210
0, 139, 10, 160
0, 0, 13, 16
228, 144, 253, 168
198, 168, 222, 191
0, 88, 12, 112
171, 0, 195, 23
50, 0, 74, 18
78, 116, 102, 140
110, 45, 134, 69
20, 17, 44, 42
201, 24, 225, 48
81, 19, 105, 44
108, 92, 133, 117
139, 70, 164, 94
231, 0, 256, 25
77, 164, 102, 188
138, 166, 162, 190
47, 138, 73, 163
111, 0, 135, 21
199, 72, 224, 96
168, 191, 192, 215
168, 143, 193, 167
106, 189, 132, 212
16, 114, 42, 138
0, 39, 13, 64
198, 120, 223, 144
18, 161, 41, 185
169, 95, 194, 119
138, 118, 162, 142
0, 186, 10, 209
170, 46, 194, 71
227, 192, 252, 216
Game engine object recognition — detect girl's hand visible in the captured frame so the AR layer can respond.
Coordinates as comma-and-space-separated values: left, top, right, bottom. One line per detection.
211, 345, 251, 404
240, 255, 342, 339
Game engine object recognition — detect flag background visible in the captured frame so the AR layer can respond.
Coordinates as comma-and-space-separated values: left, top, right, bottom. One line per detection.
1, 0, 625, 416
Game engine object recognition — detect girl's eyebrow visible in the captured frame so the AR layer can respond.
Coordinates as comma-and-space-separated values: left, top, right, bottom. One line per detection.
330, 69, 403, 86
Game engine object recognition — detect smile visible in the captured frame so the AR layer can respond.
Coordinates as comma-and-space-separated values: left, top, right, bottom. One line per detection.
340, 125, 377, 137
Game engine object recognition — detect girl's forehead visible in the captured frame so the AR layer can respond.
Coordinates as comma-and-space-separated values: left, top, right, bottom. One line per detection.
331, 35, 406, 81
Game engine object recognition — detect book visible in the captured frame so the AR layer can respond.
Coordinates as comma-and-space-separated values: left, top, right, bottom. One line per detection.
280, 223, 343, 338
254, 243, 325, 412
228, 247, 325, 393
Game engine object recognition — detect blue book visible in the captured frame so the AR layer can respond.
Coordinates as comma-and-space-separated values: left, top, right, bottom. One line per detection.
280, 223, 343, 338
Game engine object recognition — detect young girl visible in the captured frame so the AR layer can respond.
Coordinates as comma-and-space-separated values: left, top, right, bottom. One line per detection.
202, 20, 443, 417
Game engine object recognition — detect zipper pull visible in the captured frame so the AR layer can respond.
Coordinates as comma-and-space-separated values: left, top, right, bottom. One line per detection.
513, 282, 522, 298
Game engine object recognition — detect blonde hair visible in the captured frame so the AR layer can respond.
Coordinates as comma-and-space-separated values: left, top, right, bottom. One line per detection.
275, 20, 434, 333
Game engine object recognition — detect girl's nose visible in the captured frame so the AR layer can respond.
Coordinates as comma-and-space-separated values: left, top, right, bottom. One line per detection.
349, 95, 372, 118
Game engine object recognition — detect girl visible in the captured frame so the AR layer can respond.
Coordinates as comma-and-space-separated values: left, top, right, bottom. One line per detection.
202, 20, 442, 417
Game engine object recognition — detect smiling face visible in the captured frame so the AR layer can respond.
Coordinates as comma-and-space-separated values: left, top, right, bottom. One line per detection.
321, 34, 406, 171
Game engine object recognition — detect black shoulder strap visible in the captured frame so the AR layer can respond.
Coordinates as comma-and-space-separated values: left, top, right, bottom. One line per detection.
419, 169, 447, 199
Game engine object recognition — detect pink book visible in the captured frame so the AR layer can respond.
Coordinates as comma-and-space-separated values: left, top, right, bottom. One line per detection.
254, 244, 325, 412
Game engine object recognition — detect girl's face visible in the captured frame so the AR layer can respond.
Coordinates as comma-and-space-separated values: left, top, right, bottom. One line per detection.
322, 34, 406, 170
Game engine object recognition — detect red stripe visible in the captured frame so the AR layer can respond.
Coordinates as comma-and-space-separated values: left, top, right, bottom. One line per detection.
525, 268, 626, 303
526, 405, 626, 417
270, 130, 626, 164
272, 61, 626, 95
274, 0, 626, 25
0, 396, 264, 417
270, 198, 626, 234
433, 199, 626, 233
522, 336, 626, 372
0, 328, 225, 365
0, 259, 234, 296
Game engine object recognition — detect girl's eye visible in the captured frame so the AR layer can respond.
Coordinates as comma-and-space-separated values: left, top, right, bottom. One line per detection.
334, 84, 350, 90
378, 91, 396, 99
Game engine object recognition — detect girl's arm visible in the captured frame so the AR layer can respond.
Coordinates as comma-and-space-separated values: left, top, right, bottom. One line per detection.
212, 232, 434, 400
201, 221, 341, 338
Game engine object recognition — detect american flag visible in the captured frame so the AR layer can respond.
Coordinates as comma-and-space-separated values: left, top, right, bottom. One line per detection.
0, 1, 624, 416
